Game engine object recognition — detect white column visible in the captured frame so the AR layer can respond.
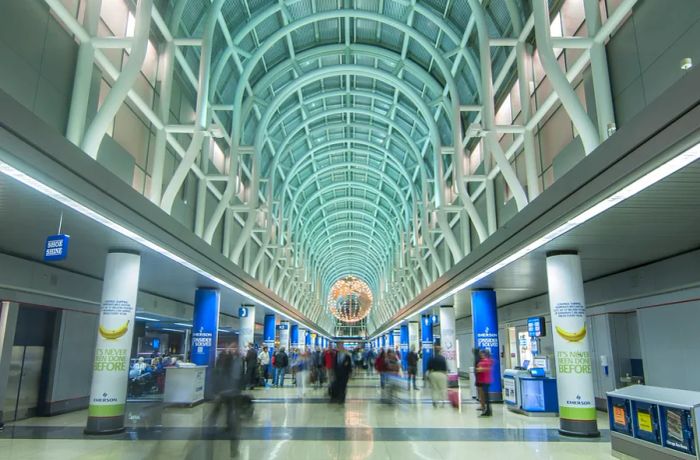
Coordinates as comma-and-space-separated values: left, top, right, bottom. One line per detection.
408, 321, 419, 353
546, 251, 599, 437
86, 251, 141, 434
238, 305, 255, 348
0, 301, 19, 427
299, 328, 308, 351
440, 305, 458, 385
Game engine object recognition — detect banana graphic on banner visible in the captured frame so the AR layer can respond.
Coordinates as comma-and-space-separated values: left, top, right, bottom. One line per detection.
99, 320, 129, 340
555, 325, 587, 342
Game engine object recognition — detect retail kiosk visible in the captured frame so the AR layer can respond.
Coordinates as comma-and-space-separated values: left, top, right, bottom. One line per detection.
164, 364, 207, 405
608, 385, 700, 459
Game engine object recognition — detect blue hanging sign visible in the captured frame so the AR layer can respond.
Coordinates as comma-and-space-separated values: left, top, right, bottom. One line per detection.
527, 316, 546, 337
239, 307, 249, 317
44, 234, 70, 261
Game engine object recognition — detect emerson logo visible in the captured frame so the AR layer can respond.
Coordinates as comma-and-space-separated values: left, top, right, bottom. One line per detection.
93, 392, 119, 403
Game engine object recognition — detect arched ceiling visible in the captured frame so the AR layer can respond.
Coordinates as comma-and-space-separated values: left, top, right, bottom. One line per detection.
162, 0, 529, 329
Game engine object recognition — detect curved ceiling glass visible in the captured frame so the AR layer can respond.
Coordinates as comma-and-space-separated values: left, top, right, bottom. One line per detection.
164, 0, 527, 330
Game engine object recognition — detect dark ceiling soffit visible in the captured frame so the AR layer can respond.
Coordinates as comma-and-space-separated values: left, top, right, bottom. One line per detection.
376, 67, 700, 333
0, 90, 331, 337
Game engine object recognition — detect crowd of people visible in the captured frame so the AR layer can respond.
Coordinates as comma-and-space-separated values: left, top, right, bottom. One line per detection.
127, 354, 181, 397
130, 341, 494, 416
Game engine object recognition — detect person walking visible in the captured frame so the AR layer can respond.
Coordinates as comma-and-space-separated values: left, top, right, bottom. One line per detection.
245, 343, 258, 389
208, 342, 245, 458
476, 349, 494, 416
295, 349, 310, 398
258, 345, 270, 386
274, 347, 289, 387
407, 345, 419, 390
365, 347, 376, 376
375, 349, 387, 388
426, 345, 448, 407
323, 344, 336, 389
383, 349, 401, 403
331, 343, 352, 404
313, 347, 324, 388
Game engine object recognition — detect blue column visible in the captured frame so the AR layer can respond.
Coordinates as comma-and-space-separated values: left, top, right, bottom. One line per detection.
192, 288, 220, 398
381, 335, 386, 349
305, 330, 311, 348
314, 334, 320, 348
472, 289, 502, 401
421, 314, 434, 375
400, 325, 409, 370
290, 324, 299, 349
388, 332, 395, 347
263, 314, 276, 375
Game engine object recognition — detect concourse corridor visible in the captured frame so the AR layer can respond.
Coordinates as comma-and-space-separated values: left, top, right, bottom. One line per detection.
0, 372, 612, 460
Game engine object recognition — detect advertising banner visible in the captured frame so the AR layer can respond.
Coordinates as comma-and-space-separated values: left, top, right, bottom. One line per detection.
421, 314, 434, 375
290, 324, 299, 348
471, 290, 502, 395
87, 252, 140, 430
238, 305, 255, 348
400, 325, 409, 370
546, 253, 596, 425
263, 314, 276, 348
439, 306, 458, 377
191, 289, 220, 367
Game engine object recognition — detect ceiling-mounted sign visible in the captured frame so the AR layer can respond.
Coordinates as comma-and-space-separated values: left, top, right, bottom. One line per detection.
44, 234, 70, 261
527, 316, 546, 338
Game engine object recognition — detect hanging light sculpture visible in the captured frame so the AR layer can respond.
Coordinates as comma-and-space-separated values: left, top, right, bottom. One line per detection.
327, 276, 373, 323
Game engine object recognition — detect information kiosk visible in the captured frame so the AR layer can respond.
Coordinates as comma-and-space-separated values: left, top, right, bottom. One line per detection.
504, 357, 558, 416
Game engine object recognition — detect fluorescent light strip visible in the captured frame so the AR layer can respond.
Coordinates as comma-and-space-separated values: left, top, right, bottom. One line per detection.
135, 315, 159, 321
0, 161, 324, 338
161, 328, 186, 333
370, 143, 700, 339
174, 322, 192, 327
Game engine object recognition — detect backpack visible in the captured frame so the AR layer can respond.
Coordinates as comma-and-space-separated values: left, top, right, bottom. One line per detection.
271, 354, 276, 366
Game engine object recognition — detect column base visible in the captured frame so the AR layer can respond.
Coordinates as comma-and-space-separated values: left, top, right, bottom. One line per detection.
85, 415, 125, 435
559, 418, 600, 438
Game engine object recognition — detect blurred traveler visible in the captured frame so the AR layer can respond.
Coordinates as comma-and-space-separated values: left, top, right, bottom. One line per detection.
245, 343, 258, 390
383, 349, 401, 403
407, 345, 419, 390
313, 347, 324, 388
295, 349, 310, 398
426, 345, 448, 408
323, 345, 336, 386
209, 342, 245, 458
375, 349, 387, 388
331, 343, 352, 404
476, 349, 493, 416
365, 347, 376, 375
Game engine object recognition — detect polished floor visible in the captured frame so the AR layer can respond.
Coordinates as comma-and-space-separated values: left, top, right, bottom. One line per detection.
0, 373, 614, 459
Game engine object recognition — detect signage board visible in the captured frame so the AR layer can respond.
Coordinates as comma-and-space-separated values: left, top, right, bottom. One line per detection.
44, 234, 70, 261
